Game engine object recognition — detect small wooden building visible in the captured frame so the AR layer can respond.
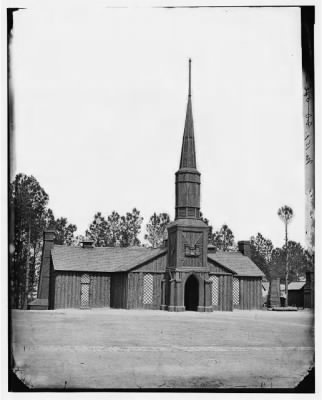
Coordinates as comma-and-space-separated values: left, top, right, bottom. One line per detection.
280, 281, 306, 308
30, 60, 264, 312
304, 271, 314, 309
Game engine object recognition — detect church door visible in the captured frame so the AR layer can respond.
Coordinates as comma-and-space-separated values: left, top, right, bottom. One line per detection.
184, 275, 199, 311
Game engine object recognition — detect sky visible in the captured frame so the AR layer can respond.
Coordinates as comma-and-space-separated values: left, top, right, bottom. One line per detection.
10, 6, 305, 248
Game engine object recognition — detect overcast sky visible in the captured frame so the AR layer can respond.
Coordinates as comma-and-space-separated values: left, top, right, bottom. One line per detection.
11, 6, 305, 248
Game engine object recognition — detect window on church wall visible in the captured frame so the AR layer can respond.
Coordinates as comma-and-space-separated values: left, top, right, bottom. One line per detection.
143, 273, 153, 305
209, 275, 219, 306
233, 277, 240, 305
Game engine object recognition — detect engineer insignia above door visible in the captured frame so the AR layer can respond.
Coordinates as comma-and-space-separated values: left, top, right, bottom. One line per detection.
182, 232, 203, 262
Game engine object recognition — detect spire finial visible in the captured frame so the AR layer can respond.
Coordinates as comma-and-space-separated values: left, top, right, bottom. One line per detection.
188, 58, 191, 97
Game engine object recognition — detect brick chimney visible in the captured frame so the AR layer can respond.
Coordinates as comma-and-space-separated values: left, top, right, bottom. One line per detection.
37, 230, 56, 306
238, 240, 251, 258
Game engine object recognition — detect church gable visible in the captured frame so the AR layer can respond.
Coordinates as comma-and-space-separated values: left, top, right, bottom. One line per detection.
207, 258, 233, 275
131, 251, 167, 273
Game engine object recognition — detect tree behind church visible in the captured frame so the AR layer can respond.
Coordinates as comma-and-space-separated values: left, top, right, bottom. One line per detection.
249, 233, 274, 278
270, 241, 308, 283
9, 173, 77, 308
86, 208, 143, 247
144, 212, 170, 248
212, 224, 235, 251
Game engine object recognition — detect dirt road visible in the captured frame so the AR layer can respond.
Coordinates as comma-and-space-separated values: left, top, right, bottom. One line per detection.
11, 308, 314, 389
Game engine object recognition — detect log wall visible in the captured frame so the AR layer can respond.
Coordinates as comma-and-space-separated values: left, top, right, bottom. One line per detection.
211, 274, 233, 311
127, 272, 163, 310
239, 277, 262, 309
53, 272, 111, 309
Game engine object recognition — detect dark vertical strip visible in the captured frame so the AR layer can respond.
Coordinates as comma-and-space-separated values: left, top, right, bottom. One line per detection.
95, 274, 99, 307
54, 275, 58, 308
91, 274, 94, 307
127, 274, 131, 309
123, 274, 127, 308
102, 275, 105, 307
60, 274, 63, 308
103, 275, 106, 307
71, 273, 75, 308
63, 274, 66, 308
301, 7, 315, 274
56, 275, 60, 308
75, 273, 78, 308
66, 274, 69, 308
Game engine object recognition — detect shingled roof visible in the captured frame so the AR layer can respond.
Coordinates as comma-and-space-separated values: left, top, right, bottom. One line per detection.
51, 245, 167, 273
280, 281, 306, 291
51, 245, 264, 277
208, 251, 264, 277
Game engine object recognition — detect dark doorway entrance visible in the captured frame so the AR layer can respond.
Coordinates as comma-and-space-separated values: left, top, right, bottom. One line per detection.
184, 275, 199, 311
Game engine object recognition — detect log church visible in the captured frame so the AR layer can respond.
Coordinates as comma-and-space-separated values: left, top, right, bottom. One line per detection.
30, 60, 264, 312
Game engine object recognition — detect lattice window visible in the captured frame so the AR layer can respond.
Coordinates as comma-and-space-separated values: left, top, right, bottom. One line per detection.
143, 273, 153, 304
209, 275, 219, 306
81, 273, 90, 283
233, 277, 240, 305
80, 274, 90, 308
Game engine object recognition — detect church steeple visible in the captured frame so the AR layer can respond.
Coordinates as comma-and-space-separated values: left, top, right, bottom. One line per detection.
175, 59, 201, 220
163, 59, 211, 313
179, 59, 196, 169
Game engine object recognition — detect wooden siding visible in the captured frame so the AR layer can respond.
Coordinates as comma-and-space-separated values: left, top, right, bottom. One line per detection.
168, 232, 176, 267
54, 272, 81, 309
90, 274, 110, 308
110, 273, 128, 308
48, 259, 56, 309
288, 289, 304, 308
54, 272, 110, 309
239, 277, 262, 309
132, 253, 167, 273
210, 274, 233, 311
208, 260, 232, 275
127, 272, 163, 309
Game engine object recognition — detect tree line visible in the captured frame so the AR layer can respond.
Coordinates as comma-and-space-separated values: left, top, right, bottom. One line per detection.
9, 173, 312, 309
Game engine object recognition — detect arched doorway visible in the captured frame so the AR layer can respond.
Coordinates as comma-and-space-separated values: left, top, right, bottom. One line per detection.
184, 275, 199, 311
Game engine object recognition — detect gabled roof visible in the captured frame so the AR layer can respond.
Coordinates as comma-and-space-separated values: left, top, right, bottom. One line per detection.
51, 245, 263, 278
207, 251, 264, 277
51, 245, 167, 273
280, 281, 306, 291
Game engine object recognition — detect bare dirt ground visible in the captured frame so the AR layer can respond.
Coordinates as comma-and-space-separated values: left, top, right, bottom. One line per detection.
11, 308, 314, 389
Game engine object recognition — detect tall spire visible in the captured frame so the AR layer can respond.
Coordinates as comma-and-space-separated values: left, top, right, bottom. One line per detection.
175, 59, 201, 220
179, 59, 196, 169
188, 58, 191, 97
